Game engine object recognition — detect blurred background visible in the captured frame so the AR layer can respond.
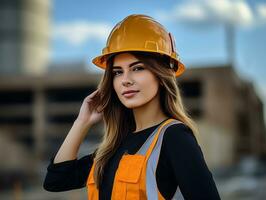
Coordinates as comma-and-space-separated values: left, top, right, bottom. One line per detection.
0, 0, 266, 199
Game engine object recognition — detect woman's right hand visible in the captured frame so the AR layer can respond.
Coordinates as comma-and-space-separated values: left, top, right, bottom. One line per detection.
75, 89, 103, 127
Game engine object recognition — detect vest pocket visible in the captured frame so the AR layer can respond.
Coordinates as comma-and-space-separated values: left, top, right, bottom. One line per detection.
113, 154, 145, 200
116, 154, 145, 183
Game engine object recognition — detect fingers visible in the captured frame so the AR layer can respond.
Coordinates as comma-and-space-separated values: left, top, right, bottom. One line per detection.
84, 89, 99, 101
89, 89, 99, 97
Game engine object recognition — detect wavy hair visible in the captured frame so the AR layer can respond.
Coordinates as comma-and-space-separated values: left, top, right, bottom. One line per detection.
90, 51, 199, 188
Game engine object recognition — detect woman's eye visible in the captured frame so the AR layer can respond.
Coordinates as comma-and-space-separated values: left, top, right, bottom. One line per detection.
112, 71, 122, 76
133, 66, 144, 71
112, 66, 144, 76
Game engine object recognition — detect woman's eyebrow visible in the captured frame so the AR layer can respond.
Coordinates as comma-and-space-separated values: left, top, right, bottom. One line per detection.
112, 61, 143, 69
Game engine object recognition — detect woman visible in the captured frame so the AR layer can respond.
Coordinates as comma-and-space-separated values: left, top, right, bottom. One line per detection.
43, 14, 221, 199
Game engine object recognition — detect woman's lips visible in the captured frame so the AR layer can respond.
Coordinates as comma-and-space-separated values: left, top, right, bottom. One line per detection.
123, 91, 139, 98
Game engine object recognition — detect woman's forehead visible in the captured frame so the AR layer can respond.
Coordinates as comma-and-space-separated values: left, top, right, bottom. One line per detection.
112, 53, 142, 69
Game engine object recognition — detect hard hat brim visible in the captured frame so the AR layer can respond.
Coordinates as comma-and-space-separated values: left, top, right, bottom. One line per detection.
92, 50, 185, 77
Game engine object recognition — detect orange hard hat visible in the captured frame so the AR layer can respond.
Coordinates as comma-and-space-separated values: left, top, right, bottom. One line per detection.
92, 14, 185, 77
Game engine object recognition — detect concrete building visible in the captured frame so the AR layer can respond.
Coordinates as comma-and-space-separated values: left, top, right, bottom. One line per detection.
0, 65, 265, 171
178, 65, 266, 168
0, 0, 51, 75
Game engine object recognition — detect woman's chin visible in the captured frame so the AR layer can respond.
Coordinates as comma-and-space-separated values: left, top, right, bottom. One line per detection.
122, 102, 144, 109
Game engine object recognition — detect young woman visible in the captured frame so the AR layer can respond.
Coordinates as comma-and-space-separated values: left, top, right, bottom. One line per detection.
43, 14, 221, 200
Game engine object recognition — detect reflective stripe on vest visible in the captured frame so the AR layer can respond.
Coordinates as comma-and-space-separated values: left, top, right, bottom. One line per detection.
86, 118, 185, 200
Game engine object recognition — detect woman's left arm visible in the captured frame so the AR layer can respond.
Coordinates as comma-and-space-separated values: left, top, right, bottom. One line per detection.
163, 123, 221, 200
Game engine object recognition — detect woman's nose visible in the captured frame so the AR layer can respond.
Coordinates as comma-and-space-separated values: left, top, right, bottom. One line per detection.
122, 79, 134, 86
121, 73, 134, 86
122, 81, 133, 86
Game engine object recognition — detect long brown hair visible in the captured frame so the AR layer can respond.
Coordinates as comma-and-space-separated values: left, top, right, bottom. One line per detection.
91, 51, 199, 188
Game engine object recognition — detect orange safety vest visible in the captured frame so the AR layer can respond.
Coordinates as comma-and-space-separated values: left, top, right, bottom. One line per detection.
86, 118, 185, 200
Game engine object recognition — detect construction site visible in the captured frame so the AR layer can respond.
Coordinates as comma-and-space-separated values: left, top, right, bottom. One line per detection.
0, 0, 266, 199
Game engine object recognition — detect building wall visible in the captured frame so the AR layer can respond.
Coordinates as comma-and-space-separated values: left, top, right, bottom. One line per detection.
0, 0, 51, 75
179, 66, 266, 168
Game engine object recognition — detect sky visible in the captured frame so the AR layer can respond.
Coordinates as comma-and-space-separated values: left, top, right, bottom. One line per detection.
50, 0, 266, 123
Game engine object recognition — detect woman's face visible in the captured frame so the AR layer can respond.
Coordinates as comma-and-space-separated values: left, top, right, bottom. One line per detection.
112, 53, 160, 109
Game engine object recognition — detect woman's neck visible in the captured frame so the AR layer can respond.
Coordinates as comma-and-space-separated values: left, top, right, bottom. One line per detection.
132, 96, 168, 133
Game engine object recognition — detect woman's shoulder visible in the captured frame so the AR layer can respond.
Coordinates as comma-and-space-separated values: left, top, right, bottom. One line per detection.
164, 120, 195, 137
160, 120, 205, 162
162, 121, 199, 148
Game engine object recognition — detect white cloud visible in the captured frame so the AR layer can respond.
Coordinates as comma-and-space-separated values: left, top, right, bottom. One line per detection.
52, 20, 112, 46
157, 0, 266, 28
256, 4, 266, 19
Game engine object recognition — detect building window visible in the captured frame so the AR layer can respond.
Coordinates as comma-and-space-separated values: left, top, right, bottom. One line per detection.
179, 80, 202, 98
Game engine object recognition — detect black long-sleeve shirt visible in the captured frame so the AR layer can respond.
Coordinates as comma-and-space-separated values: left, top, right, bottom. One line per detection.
43, 119, 221, 200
